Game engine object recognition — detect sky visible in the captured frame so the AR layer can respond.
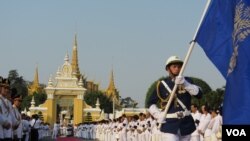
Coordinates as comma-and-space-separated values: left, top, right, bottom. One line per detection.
0, 0, 225, 108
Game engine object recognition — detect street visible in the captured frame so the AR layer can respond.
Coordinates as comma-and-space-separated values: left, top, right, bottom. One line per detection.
40, 136, 99, 141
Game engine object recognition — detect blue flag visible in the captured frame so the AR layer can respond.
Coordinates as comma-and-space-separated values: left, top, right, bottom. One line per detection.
196, 0, 250, 124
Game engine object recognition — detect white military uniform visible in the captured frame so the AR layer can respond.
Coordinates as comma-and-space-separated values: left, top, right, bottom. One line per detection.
191, 110, 202, 141
12, 105, 23, 140
198, 113, 211, 141
2, 97, 13, 140
204, 115, 221, 141
0, 95, 9, 140
22, 118, 30, 141
52, 123, 60, 139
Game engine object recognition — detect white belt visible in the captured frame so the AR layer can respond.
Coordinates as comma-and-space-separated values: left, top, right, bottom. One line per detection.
166, 110, 191, 119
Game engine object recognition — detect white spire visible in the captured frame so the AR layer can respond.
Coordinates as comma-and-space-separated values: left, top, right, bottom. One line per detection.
31, 96, 35, 107
96, 98, 100, 109
64, 52, 70, 62
48, 74, 53, 87
78, 77, 84, 87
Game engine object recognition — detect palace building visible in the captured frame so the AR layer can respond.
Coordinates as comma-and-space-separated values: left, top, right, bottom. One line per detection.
28, 34, 119, 126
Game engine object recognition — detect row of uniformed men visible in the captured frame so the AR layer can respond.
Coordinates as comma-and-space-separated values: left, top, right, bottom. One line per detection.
72, 105, 222, 141
0, 76, 51, 141
74, 113, 163, 141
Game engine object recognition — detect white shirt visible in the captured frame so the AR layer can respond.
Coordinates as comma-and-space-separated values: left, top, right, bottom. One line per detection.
198, 113, 211, 134
191, 110, 202, 136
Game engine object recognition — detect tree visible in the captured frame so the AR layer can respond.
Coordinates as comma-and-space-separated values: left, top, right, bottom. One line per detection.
33, 92, 47, 106
21, 95, 32, 110
120, 97, 138, 108
8, 70, 28, 100
84, 91, 113, 113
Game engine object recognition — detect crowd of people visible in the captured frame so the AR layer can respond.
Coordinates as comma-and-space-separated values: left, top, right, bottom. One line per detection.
0, 76, 51, 141
1, 55, 223, 141
70, 105, 222, 141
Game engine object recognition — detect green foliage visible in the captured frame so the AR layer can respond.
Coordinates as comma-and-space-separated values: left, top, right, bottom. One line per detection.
120, 97, 138, 108
33, 92, 47, 106
8, 70, 28, 99
21, 95, 32, 110
20, 92, 47, 110
84, 91, 113, 113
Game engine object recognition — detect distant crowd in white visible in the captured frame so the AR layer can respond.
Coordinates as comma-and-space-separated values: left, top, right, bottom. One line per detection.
51, 104, 222, 141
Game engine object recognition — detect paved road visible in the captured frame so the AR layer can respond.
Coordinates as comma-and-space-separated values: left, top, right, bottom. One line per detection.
40, 136, 98, 141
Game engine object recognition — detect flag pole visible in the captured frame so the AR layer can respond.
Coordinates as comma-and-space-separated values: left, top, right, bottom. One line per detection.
158, 0, 212, 129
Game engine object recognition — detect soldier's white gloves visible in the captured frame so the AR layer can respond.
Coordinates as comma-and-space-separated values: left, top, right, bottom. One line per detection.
175, 76, 185, 85
175, 75, 199, 95
148, 104, 166, 124
157, 112, 166, 124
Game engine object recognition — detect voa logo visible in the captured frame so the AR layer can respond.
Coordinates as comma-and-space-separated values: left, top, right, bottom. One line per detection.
226, 129, 246, 136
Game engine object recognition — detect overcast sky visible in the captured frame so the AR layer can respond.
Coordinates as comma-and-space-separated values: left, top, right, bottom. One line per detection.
0, 0, 225, 107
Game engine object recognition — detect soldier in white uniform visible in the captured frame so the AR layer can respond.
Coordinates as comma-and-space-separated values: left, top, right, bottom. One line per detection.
21, 114, 30, 141
190, 104, 202, 141
0, 78, 13, 141
198, 105, 211, 141
0, 76, 10, 141
148, 56, 203, 141
11, 88, 23, 141
29, 114, 41, 141
204, 109, 221, 141
52, 120, 60, 139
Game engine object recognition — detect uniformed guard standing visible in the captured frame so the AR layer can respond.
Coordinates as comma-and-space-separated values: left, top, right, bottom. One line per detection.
148, 56, 202, 141
11, 88, 23, 141
0, 78, 13, 141
0, 76, 9, 141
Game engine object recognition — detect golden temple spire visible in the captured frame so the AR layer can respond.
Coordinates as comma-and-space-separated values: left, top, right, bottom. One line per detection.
33, 64, 39, 86
106, 68, 120, 105
71, 33, 81, 79
106, 69, 117, 96
28, 65, 41, 95
107, 69, 116, 91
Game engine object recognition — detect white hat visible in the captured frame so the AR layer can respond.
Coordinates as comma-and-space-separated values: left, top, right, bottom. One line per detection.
165, 56, 183, 67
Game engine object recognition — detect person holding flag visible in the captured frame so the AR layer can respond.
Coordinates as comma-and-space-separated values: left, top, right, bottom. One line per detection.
147, 55, 202, 141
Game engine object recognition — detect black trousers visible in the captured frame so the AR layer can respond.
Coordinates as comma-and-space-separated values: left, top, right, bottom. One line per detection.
21, 134, 26, 141
30, 128, 38, 141
12, 138, 21, 141
3, 138, 12, 141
